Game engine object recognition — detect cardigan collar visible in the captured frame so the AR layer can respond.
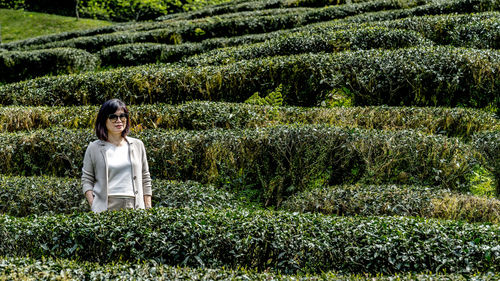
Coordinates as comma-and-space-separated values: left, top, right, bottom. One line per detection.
97, 136, 134, 146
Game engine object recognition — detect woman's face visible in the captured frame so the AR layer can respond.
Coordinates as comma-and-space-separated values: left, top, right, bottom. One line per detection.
106, 108, 127, 136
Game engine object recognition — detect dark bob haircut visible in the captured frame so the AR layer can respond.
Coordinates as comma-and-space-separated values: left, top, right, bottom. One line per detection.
95, 99, 130, 141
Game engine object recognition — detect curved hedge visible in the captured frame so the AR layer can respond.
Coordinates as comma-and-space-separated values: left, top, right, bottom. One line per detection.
158, 0, 373, 21
281, 184, 500, 223
0, 25, 131, 51
0, 126, 476, 204
184, 27, 433, 65
0, 47, 497, 110
99, 12, 500, 67
0, 208, 498, 274
2, 174, 498, 222
0, 176, 240, 217
0, 102, 498, 138
0, 48, 99, 83
19, 0, 426, 52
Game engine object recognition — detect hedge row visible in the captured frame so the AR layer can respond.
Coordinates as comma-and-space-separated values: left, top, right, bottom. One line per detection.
473, 131, 500, 195
2, 174, 498, 222
158, 0, 373, 21
0, 126, 477, 204
369, 12, 500, 49
19, 0, 430, 52
19, 0, 500, 53
281, 184, 500, 223
100, 26, 431, 66
0, 48, 99, 84
184, 27, 433, 65
0, 24, 131, 51
0, 102, 498, 138
1, 207, 499, 273
99, 12, 500, 67
1, 47, 497, 110
0, 176, 241, 217
3, 0, 497, 53
305, 12, 500, 49
2, 257, 499, 281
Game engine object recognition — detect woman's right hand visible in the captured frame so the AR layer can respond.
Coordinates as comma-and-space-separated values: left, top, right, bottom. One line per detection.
85, 190, 94, 207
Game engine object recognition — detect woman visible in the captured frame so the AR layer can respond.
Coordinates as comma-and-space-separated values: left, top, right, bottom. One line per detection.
82, 99, 152, 212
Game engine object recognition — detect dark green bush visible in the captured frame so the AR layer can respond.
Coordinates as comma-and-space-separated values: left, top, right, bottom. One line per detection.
0, 176, 240, 216
0, 126, 477, 204
184, 27, 433, 65
98, 30, 286, 66
20, 0, 424, 52
159, 0, 374, 21
0, 208, 498, 274
0, 102, 498, 138
0, 48, 99, 83
99, 42, 204, 66
0, 47, 497, 110
0, 25, 132, 51
281, 184, 500, 223
2, 256, 498, 280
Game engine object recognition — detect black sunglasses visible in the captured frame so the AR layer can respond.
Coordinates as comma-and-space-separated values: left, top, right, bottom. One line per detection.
108, 113, 128, 122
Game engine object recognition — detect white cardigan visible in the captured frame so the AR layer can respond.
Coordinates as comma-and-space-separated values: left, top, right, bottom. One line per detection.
81, 136, 152, 213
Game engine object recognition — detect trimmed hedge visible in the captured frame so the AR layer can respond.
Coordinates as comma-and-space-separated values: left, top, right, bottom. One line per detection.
2, 256, 499, 280
0, 176, 240, 216
158, 0, 373, 21
19, 0, 425, 52
0, 126, 476, 204
0, 47, 497, 110
281, 184, 500, 223
184, 27, 433, 65
0, 208, 498, 273
0, 48, 99, 83
0, 102, 498, 138
0, 25, 132, 51
99, 12, 500, 67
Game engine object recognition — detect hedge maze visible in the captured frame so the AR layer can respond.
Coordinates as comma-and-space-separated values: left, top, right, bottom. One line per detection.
0, 0, 499, 279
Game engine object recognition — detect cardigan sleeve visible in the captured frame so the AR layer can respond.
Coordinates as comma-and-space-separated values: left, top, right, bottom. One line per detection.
140, 141, 152, 196
81, 143, 95, 194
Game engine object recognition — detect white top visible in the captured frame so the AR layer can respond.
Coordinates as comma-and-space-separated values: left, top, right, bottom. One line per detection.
106, 142, 134, 197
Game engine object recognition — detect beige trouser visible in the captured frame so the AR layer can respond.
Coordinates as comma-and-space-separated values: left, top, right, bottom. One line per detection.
107, 197, 135, 211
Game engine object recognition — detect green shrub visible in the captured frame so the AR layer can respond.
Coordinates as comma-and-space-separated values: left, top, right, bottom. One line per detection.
0, 208, 498, 273
2, 256, 498, 280
0, 102, 497, 138
159, 0, 374, 21
0, 48, 99, 83
0, 126, 477, 203
0, 24, 131, 51
0, 176, 240, 216
0, 47, 497, 110
184, 27, 433, 65
472, 131, 500, 196
281, 184, 500, 223
99, 42, 204, 66
19, 0, 427, 52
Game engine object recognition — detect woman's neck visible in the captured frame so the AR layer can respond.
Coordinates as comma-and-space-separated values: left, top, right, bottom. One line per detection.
107, 133, 125, 146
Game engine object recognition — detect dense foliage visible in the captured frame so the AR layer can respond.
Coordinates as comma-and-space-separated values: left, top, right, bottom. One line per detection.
0, 102, 497, 137
281, 184, 500, 223
0, 0, 498, 277
0, 208, 498, 274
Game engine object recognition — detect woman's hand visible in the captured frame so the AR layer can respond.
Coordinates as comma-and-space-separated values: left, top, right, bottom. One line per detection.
144, 195, 152, 209
85, 190, 94, 207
